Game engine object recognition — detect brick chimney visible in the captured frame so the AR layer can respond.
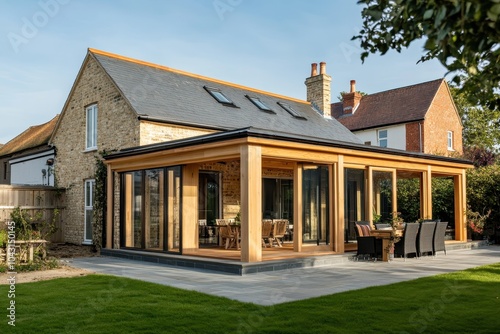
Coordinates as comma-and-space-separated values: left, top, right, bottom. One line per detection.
305, 62, 332, 117
342, 80, 362, 114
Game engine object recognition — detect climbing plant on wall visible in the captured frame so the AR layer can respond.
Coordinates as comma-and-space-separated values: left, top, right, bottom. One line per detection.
92, 151, 108, 251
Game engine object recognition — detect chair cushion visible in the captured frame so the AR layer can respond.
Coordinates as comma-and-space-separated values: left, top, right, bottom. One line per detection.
359, 224, 371, 236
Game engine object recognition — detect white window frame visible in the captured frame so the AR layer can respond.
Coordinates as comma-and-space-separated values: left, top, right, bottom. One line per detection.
86, 104, 98, 150
447, 131, 453, 150
84, 179, 95, 244
378, 129, 388, 148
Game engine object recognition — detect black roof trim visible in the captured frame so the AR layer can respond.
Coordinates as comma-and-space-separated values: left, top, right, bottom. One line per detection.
104, 127, 473, 166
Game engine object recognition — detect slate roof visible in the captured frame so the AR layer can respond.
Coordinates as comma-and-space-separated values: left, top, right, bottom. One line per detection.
90, 49, 362, 145
0, 115, 59, 157
331, 79, 445, 131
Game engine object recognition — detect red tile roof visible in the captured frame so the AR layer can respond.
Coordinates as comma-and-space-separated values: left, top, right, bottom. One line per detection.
0, 115, 59, 157
332, 79, 444, 131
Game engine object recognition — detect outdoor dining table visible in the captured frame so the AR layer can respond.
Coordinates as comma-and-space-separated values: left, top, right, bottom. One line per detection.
213, 223, 241, 249
370, 228, 403, 262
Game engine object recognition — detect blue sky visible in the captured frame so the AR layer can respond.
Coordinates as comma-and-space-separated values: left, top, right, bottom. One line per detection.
0, 0, 447, 144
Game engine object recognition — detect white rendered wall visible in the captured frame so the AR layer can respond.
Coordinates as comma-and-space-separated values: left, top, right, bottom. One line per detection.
10, 151, 55, 186
353, 124, 406, 150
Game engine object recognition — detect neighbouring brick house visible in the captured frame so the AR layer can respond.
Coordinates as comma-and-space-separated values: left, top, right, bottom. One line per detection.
331, 79, 463, 156
0, 115, 59, 186
49, 49, 471, 264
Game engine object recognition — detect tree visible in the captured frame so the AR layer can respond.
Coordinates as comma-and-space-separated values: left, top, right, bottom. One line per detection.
353, 0, 500, 110
450, 85, 500, 151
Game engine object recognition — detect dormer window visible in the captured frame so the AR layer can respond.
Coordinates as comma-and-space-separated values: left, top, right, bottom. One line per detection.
246, 95, 275, 113
277, 102, 306, 120
204, 86, 237, 107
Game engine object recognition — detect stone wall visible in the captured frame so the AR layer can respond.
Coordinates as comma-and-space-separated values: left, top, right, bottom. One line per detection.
52, 56, 141, 244
53, 55, 215, 244
140, 121, 214, 145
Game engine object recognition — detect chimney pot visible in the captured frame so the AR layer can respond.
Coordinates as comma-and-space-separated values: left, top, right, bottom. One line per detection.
350, 80, 356, 93
319, 62, 326, 75
311, 63, 318, 77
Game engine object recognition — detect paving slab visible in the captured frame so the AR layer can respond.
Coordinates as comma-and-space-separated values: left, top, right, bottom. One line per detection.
69, 246, 500, 306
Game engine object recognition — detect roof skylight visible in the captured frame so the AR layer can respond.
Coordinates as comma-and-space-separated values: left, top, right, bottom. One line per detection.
277, 102, 307, 120
246, 95, 275, 113
204, 86, 237, 106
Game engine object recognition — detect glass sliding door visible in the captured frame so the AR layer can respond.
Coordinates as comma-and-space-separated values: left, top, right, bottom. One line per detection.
262, 178, 293, 221
373, 170, 393, 223
121, 166, 182, 253
166, 166, 181, 252
302, 165, 329, 245
198, 171, 221, 245
345, 168, 366, 242
198, 171, 221, 225
145, 169, 164, 250
122, 171, 143, 248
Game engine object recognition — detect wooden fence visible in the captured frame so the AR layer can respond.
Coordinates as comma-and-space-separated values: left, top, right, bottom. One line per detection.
0, 185, 66, 242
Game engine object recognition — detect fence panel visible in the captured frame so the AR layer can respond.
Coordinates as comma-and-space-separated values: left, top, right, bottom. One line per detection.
0, 185, 66, 242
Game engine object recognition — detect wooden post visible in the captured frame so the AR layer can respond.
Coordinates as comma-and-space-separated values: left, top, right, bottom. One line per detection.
454, 171, 467, 241
293, 163, 303, 252
182, 164, 199, 252
367, 166, 373, 224
392, 169, 397, 215
334, 157, 344, 253
240, 145, 262, 262
422, 166, 433, 219
106, 164, 113, 249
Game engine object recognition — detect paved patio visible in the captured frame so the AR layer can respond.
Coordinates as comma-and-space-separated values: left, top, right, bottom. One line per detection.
69, 245, 500, 306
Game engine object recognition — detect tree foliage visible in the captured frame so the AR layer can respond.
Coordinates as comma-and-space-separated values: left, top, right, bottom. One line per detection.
463, 146, 498, 167
450, 85, 500, 151
466, 164, 500, 237
354, 0, 500, 110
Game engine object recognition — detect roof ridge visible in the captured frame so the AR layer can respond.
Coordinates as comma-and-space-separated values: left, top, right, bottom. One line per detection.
88, 48, 308, 104
363, 78, 444, 99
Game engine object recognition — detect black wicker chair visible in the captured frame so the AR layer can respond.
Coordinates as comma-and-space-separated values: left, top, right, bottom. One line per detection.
394, 222, 419, 260
417, 221, 437, 257
355, 222, 382, 260
433, 221, 448, 255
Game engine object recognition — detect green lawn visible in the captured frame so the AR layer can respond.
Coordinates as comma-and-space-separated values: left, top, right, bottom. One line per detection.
1, 263, 500, 334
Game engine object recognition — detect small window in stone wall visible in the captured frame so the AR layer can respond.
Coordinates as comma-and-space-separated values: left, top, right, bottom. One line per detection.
86, 104, 98, 150
447, 131, 453, 150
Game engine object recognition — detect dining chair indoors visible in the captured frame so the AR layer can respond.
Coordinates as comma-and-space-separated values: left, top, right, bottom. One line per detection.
272, 219, 288, 247
261, 219, 274, 248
